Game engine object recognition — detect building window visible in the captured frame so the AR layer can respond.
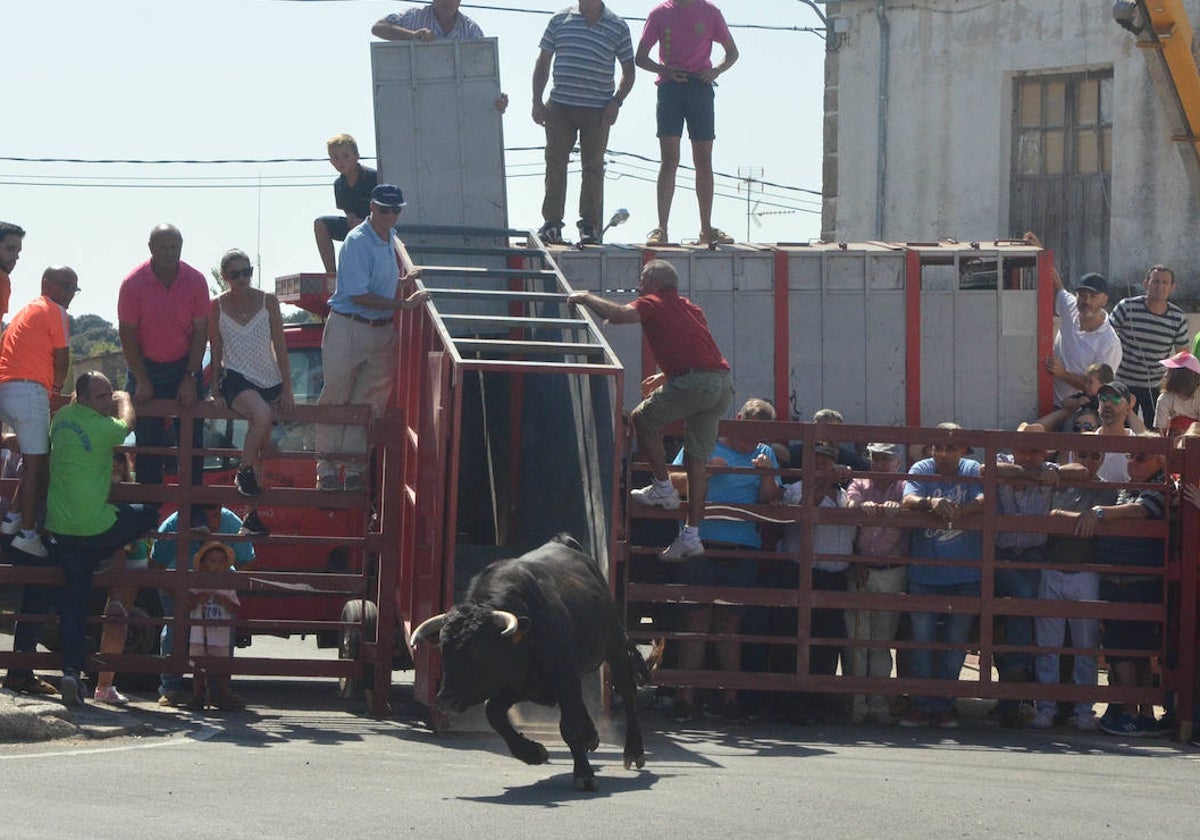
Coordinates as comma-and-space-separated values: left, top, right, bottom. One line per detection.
1010, 70, 1113, 282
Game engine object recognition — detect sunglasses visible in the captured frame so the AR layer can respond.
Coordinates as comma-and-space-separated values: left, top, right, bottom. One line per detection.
226, 267, 254, 280
1074, 421, 1097, 431
1074, 451, 1104, 461
375, 206, 403, 215
1098, 394, 1126, 405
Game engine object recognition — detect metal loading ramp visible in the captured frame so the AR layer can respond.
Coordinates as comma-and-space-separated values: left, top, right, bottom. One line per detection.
393, 224, 625, 718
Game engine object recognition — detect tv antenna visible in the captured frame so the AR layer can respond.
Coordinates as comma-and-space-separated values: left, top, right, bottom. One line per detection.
738, 166, 764, 242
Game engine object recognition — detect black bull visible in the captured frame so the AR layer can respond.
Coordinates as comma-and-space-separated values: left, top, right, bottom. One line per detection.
410, 534, 647, 791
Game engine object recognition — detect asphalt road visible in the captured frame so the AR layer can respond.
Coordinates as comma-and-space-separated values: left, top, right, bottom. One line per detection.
3, 666, 1200, 840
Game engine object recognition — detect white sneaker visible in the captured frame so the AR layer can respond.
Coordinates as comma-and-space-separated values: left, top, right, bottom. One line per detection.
1075, 711, 1098, 732
1031, 708, 1055, 729
661, 531, 705, 562
630, 483, 681, 510
1, 515, 22, 536
94, 685, 129, 705
12, 531, 47, 558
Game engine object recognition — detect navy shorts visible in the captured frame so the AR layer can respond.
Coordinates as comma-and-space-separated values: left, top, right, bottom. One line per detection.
220, 368, 283, 406
656, 79, 716, 141
1100, 578, 1163, 663
316, 214, 351, 241
680, 544, 757, 588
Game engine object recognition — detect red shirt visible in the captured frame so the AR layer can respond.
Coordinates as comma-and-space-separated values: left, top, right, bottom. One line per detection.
631, 288, 729, 377
117, 260, 210, 363
0, 295, 69, 391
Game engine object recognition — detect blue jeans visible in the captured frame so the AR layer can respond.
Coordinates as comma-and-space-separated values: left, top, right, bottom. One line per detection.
126, 359, 205, 488
158, 587, 183, 695
50, 504, 159, 676
5, 552, 60, 680
995, 565, 1040, 674
908, 580, 980, 714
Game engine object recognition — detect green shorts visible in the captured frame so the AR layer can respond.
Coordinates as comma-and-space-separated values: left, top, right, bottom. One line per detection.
633, 370, 733, 461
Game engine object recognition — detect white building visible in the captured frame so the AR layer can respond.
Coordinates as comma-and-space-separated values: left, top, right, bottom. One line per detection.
821, 0, 1200, 300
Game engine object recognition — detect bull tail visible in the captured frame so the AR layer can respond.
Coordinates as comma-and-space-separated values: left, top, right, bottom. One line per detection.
627, 640, 651, 687
550, 532, 584, 553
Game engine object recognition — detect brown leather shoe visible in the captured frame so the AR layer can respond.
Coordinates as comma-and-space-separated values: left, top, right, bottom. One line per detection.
3, 674, 59, 695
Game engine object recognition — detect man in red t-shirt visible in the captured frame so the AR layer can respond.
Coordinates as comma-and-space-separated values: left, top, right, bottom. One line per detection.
0, 267, 77, 557
569, 258, 733, 560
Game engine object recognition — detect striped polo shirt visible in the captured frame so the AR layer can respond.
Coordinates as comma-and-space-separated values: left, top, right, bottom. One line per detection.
540, 5, 634, 108
1109, 294, 1190, 389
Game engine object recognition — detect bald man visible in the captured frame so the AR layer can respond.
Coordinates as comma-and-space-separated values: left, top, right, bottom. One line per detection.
117, 224, 210, 490
0, 267, 78, 557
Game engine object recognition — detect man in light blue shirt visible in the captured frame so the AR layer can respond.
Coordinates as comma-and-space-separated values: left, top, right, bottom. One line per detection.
316, 184, 429, 491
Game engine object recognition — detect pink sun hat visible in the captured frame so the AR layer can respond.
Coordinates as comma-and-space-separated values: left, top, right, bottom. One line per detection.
1160, 351, 1200, 375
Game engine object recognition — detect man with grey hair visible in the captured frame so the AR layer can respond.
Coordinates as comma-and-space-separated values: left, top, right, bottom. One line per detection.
569, 259, 733, 561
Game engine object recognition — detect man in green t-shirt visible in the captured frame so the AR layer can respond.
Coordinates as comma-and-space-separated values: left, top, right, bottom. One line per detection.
46, 371, 158, 706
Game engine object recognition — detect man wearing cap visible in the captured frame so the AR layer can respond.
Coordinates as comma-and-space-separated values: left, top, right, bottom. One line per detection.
1111, 265, 1189, 423
1024, 233, 1122, 409
1092, 380, 1136, 483
899, 422, 986, 728
316, 184, 429, 491
844, 441, 909, 724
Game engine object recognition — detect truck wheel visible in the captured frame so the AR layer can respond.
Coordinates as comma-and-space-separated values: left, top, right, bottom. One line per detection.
337, 599, 378, 701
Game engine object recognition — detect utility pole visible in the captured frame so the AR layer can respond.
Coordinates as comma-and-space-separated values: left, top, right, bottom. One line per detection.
738, 166, 764, 242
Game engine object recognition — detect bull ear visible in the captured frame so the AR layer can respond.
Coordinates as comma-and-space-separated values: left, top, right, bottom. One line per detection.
410, 613, 446, 647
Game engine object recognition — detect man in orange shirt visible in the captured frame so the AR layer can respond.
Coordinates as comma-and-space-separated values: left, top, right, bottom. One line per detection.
0, 267, 77, 556
0, 221, 25, 319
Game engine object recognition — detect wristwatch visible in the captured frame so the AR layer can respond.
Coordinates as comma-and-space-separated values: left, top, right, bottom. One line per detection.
1091, 506, 1105, 519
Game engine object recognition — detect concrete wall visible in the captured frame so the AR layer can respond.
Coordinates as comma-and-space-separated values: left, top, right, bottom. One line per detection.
824, 0, 1200, 300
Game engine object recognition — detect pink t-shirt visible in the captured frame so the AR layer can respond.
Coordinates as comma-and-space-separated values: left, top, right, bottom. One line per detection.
639, 1, 732, 80
117, 260, 210, 363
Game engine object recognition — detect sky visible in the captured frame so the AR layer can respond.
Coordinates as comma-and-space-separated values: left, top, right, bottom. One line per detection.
3, 0, 828, 322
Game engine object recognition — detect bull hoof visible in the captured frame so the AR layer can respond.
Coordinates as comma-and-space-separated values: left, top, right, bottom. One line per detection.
572, 775, 600, 792
514, 739, 549, 765
585, 731, 599, 753
623, 753, 646, 770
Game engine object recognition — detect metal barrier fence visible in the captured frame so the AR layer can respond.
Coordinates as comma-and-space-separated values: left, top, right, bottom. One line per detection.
0, 398, 399, 716
622, 420, 1198, 738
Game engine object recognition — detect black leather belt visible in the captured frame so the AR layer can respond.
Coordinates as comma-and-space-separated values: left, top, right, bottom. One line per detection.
868, 563, 904, 570
334, 310, 393, 327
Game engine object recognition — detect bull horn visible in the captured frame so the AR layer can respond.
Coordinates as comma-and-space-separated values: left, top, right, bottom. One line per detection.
410, 613, 446, 647
492, 610, 520, 638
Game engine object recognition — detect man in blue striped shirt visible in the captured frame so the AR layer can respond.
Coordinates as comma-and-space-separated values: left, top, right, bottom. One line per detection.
1110, 265, 1190, 423
532, 1, 635, 246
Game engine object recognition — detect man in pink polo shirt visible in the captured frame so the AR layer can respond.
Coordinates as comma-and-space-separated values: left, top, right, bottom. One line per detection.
636, 0, 739, 247
0, 267, 77, 557
117, 224, 211, 491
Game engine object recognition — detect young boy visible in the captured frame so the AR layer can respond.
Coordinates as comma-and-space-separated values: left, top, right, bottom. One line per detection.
1035, 362, 1113, 431
188, 541, 244, 711
313, 134, 379, 275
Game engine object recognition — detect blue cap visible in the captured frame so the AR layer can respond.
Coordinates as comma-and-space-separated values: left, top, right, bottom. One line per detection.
370, 183, 406, 208
1076, 272, 1108, 295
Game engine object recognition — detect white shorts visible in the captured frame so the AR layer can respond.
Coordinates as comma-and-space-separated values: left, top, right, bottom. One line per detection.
0, 381, 51, 455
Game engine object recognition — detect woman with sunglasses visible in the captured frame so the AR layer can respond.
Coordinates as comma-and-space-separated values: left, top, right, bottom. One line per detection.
208, 248, 293, 536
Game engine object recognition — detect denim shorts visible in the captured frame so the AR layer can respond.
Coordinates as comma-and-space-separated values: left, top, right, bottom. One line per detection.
0, 380, 51, 454
220, 368, 283, 406
656, 79, 717, 141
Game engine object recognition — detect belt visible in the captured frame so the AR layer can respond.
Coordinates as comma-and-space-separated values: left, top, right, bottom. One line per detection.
671, 368, 728, 378
997, 546, 1042, 560
1100, 574, 1160, 585
333, 310, 393, 327
868, 563, 905, 570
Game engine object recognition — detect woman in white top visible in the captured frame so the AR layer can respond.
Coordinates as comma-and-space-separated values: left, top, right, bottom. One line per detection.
208, 249, 293, 531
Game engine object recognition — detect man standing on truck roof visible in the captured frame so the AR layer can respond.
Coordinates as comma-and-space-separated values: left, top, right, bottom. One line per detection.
1024, 232, 1122, 410
370, 1, 509, 113
0, 221, 25, 320
117, 223, 210, 495
315, 184, 429, 492
637, 0, 739, 247
568, 258, 734, 562
1110, 264, 1190, 424
532, 0, 635, 246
